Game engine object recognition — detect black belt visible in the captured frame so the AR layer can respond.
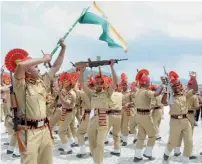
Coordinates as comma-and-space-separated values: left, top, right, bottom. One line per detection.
20, 118, 48, 128
137, 108, 150, 113
107, 110, 121, 114
85, 110, 91, 114
153, 107, 161, 110
188, 110, 194, 114
56, 104, 62, 108
171, 114, 187, 119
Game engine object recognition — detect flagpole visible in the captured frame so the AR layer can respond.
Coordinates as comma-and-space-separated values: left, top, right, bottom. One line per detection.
51, 7, 90, 55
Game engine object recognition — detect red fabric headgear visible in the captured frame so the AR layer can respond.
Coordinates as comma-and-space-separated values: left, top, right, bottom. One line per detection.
135, 69, 150, 85
169, 71, 181, 86
58, 72, 71, 87
5, 48, 31, 73
103, 75, 112, 88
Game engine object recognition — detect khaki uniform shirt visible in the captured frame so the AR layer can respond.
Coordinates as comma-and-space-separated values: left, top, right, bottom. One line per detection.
186, 93, 199, 111
109, 91, 122, 110
135, 88, 155, 110
14, 70, 54, 120
84, 87, 113, 110
61, 88, 76, 109
151, 95, 163, 108
169, 90, 195, 115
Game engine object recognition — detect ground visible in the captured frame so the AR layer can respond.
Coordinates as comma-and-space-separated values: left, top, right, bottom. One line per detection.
1, 106, 202, 164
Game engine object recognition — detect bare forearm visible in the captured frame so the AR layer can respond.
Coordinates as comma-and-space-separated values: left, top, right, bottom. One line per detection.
51, 46, 66, 74
154, 85, 163, 97
161, 93, 168, 105
79, 71, 85, 88
110, 66, 118, 88
15, 58, 45, 79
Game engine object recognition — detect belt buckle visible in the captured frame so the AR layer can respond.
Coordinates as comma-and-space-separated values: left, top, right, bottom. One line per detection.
178, 115, 183, 119
37, 120, 44, 127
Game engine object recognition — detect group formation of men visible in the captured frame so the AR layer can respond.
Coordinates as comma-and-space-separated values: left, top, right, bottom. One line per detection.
1, 39, 202, 164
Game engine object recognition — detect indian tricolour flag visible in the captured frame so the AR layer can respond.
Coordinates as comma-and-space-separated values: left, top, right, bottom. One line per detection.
79, 2, 128, 52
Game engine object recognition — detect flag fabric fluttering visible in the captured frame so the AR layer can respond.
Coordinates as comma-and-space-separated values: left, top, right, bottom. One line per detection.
79, 2, 128, 52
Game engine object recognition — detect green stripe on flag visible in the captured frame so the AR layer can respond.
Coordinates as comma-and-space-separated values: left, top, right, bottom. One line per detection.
79, 12, 122, 48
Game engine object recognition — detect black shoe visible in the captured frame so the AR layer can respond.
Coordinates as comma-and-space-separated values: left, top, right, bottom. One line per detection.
143, 154, 155, 160
120, 139, 123, 143
110, 152, 120, 157
133, 139, 137, 144
7, 150, 13, 154
54, 130, 58, 134
90, 153, 92, 156
122, 142, 127, 146
58, 148, 64, 151
156, 137, 161, 140
110, 131, 113, 135
60, 150, 72, 155
76, 153, 87, 158
84, 137, 88, 141
200, 152, 202, 155
163, 153, 169, 161
71, 143, 79, 147
133, 157, 143, 162
12, 154, 20, 158
104, 141, 109, 145
4, 143, 9, 146
174, 152, 181, 157
189, 155, 197, 160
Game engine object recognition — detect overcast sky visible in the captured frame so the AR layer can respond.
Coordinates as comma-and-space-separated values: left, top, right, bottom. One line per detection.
1, 1, 202, 83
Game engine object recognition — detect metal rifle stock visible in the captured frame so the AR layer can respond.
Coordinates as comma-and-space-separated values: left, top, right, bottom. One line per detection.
71, 58, 128, 71
9, 72, 27, 152
163, 66, 173, 105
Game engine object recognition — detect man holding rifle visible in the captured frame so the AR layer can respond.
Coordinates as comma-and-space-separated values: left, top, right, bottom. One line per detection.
4, 39, 66, 164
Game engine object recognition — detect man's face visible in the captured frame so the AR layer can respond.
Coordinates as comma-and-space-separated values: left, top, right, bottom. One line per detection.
26, 65, 40, 78
3, 79, 10, 85
95, 78, 104, 92
172, 84, 182, 93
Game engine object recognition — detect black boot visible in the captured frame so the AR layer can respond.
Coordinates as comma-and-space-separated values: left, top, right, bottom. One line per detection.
110, 151, 120, 157
7, 150, 13, 154
12, 154, 20, 158
174, 152, 181, 157
189, 155, 197, 160
143, 154, 155, 160
104, 141, 109, 145
76, 153, 87, 158
133, 139, 137, 144
163, 153, 169, 161
122, 142, 127, 146
58, 148, 64, 151
133, 157, 143, 162
60, 150, 72, 155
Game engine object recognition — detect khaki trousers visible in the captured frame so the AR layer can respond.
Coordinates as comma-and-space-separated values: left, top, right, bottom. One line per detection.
49, 108, 61, 130
77, 114, 90, 145
67, 117, 77, 138
167, 118, 193, 157
135, 114, 156, 149
152, 109, 163, 136
121, 108, 134, 136
20, 127, 53, 164
1, 104, 5, 121
176, 113, 195, 151
59, 111, 75, 144
87, 115, 108, 164
107, 114, 121, 150
129, 114, 138, 135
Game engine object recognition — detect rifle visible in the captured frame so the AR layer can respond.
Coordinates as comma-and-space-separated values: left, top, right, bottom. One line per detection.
163, 66, 173, 105
41, 50, 52, 68
10, 72, 27, 152
1, 65, 5, 86
71, 58, 128, 70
